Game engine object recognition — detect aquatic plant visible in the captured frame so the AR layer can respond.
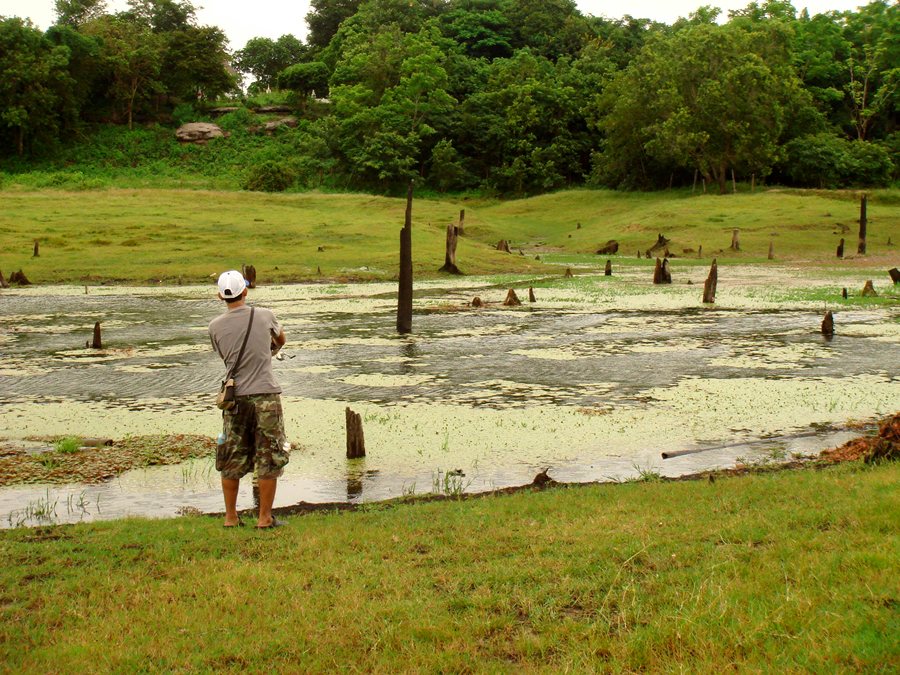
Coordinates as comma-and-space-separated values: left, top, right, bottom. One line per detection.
54, 436, 82, 454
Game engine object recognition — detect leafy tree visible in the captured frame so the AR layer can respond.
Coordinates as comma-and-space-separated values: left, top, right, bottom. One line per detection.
233, 35, 307, 93
83, 15, 164, 128
0, 17, 74, 156
437, 0, 513, 60
306, 0, 363, 50
161, 26, 236, 101
279, 61, 330, 99
503, 0, 591, 60
123, 0, 196, 32
54, 0, 107, 27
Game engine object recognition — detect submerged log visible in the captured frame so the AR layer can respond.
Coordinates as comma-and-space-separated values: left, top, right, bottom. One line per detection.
91, 322, 102, 349
604, 260, 612, 276
528, 287, 536, 303
503, 289, 521, 306
702, 258, 718, 304
861, 280, 877, 297
837, 238, 845, 259
888, 268, 900, 284
822, 311, 834, 337
496, 239, 511, 253
345, 407, 366, 459
438, 224, 463, 275
596, 240, 619, 255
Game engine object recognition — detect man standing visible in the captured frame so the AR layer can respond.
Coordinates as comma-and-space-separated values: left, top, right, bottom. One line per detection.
209, 270, 288, 528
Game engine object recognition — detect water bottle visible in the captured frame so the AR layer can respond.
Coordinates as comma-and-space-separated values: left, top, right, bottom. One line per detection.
217, 432, 226, 446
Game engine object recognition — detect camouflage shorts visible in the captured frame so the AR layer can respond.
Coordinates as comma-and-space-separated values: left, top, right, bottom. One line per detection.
217, 394, 289, 480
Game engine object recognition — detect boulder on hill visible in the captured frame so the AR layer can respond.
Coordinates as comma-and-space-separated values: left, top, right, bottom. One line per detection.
175, 122, 228, 143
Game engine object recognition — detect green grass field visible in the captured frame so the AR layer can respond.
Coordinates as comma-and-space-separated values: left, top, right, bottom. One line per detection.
0, 460, 897, 671
1, 187, 897, 284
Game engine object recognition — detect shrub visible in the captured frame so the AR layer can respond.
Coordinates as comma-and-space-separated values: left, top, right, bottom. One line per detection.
242, 160, 296, 192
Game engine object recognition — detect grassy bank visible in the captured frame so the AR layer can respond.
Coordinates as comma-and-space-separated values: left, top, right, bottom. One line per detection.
1, 188, 897, 285
1, 460, 897, 671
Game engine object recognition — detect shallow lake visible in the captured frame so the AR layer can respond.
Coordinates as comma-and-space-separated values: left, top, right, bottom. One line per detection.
1, 263, 898, 527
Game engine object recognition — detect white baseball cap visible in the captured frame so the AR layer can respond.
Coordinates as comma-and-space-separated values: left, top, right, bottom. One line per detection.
217, 270, 247, 299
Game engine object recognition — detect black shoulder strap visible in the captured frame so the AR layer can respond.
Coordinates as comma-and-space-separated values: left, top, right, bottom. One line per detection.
227, 307, 255, 381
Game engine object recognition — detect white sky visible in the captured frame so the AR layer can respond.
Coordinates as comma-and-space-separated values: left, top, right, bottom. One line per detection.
0, 0, 866, 51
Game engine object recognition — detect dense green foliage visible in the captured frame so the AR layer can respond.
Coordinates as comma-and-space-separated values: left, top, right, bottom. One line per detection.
1, 0, 897, 194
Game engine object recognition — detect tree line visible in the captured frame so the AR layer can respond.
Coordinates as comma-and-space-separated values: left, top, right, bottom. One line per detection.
1, 0, 896, 194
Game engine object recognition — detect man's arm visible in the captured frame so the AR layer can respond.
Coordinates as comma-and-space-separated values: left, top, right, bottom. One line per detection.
271, 329, 286, 355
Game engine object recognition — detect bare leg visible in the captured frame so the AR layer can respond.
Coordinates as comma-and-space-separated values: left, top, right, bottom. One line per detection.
256, 478, 277, 527
222, 478, 240, 526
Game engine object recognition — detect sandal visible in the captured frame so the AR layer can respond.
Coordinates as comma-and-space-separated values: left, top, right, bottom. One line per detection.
256, 516, 286, 529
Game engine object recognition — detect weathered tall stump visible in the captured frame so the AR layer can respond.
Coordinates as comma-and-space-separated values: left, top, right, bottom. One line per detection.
861, 280, 877, 297
91, 322, 102, 349
842, 288, 848, 299
858, 194, 867, 255
702, 258, 718, 304
33, 240, 39, 258
730, 229, 740, 251
528, 287, 536, 303
604, 260, 612, 276
888, 268, 900, 284
471, 296, 483, 308
661, 258, 672, 284
9, 269, 31, 286
458, 209, 465, 236
439, 224, 463, 275
698, 245, 703, 259
397, 182, 413, 334
767, 241, 774, 260
242, 264, 257, 288
503, 289, 521, 306
345, 407, 366, 459
564, 267, 574, 278
496, 239, 511, 253
837, 238, 844, 259
821, 311, 834, 337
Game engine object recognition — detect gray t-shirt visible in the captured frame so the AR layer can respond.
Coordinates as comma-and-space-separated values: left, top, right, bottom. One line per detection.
209, 304, 283, 396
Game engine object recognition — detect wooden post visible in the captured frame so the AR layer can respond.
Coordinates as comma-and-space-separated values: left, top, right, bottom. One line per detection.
842, 288, 848, 299
605, 260, 612, 276
837, 238, 844, 259
857, 194, 867, 255
528, 287, 536, 303
653, 258, 662, 284
751, 174, 756, 192
438, 224, 462, 275
91, 322, 102, 349
730, 229, 740, 251
33, 240, 39, 257
698, 244, 702, 259
702, 258, 718, 304
458, 209, 465, 236
692, 170, 698, 194
345, 407, 365, 459
702, 178, 707, 194
503, 289, 521, 306
0, 270, 7, 289
731, 168, 736, 193
821, 311, 834, 337
767, 241, 774, 260
397, 182, 413, 334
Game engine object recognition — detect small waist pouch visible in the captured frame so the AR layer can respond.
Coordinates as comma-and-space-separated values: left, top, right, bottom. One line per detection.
216, 377, 236, 411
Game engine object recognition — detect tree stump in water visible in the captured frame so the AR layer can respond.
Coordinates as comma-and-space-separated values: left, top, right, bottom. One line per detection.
496, 240, 511, 253
564, 267, 574, 278
528, 287, 536, 303
821, 311, 834, 337
730, 229, 740, 251
503, 289, 521, 306
0, 270, 8, 289
888, 268, 900, 284
33, 240, 39, 258
9, 269, 31, 286
604, 260, 612, 276
837, 238, 844, 259
242, 265, 257, 288
438, 224, 463, 275
646, 233, 670, 258
471, 296, 483, 308
91, 322, 102, 349
661, 258, 672, 283
345, 408, 366, 459
842, 288, 848, 299
652, 258, 672, 284
397, 182, 414, 334
861, 280, 877, 297
702, 258, 718, 304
